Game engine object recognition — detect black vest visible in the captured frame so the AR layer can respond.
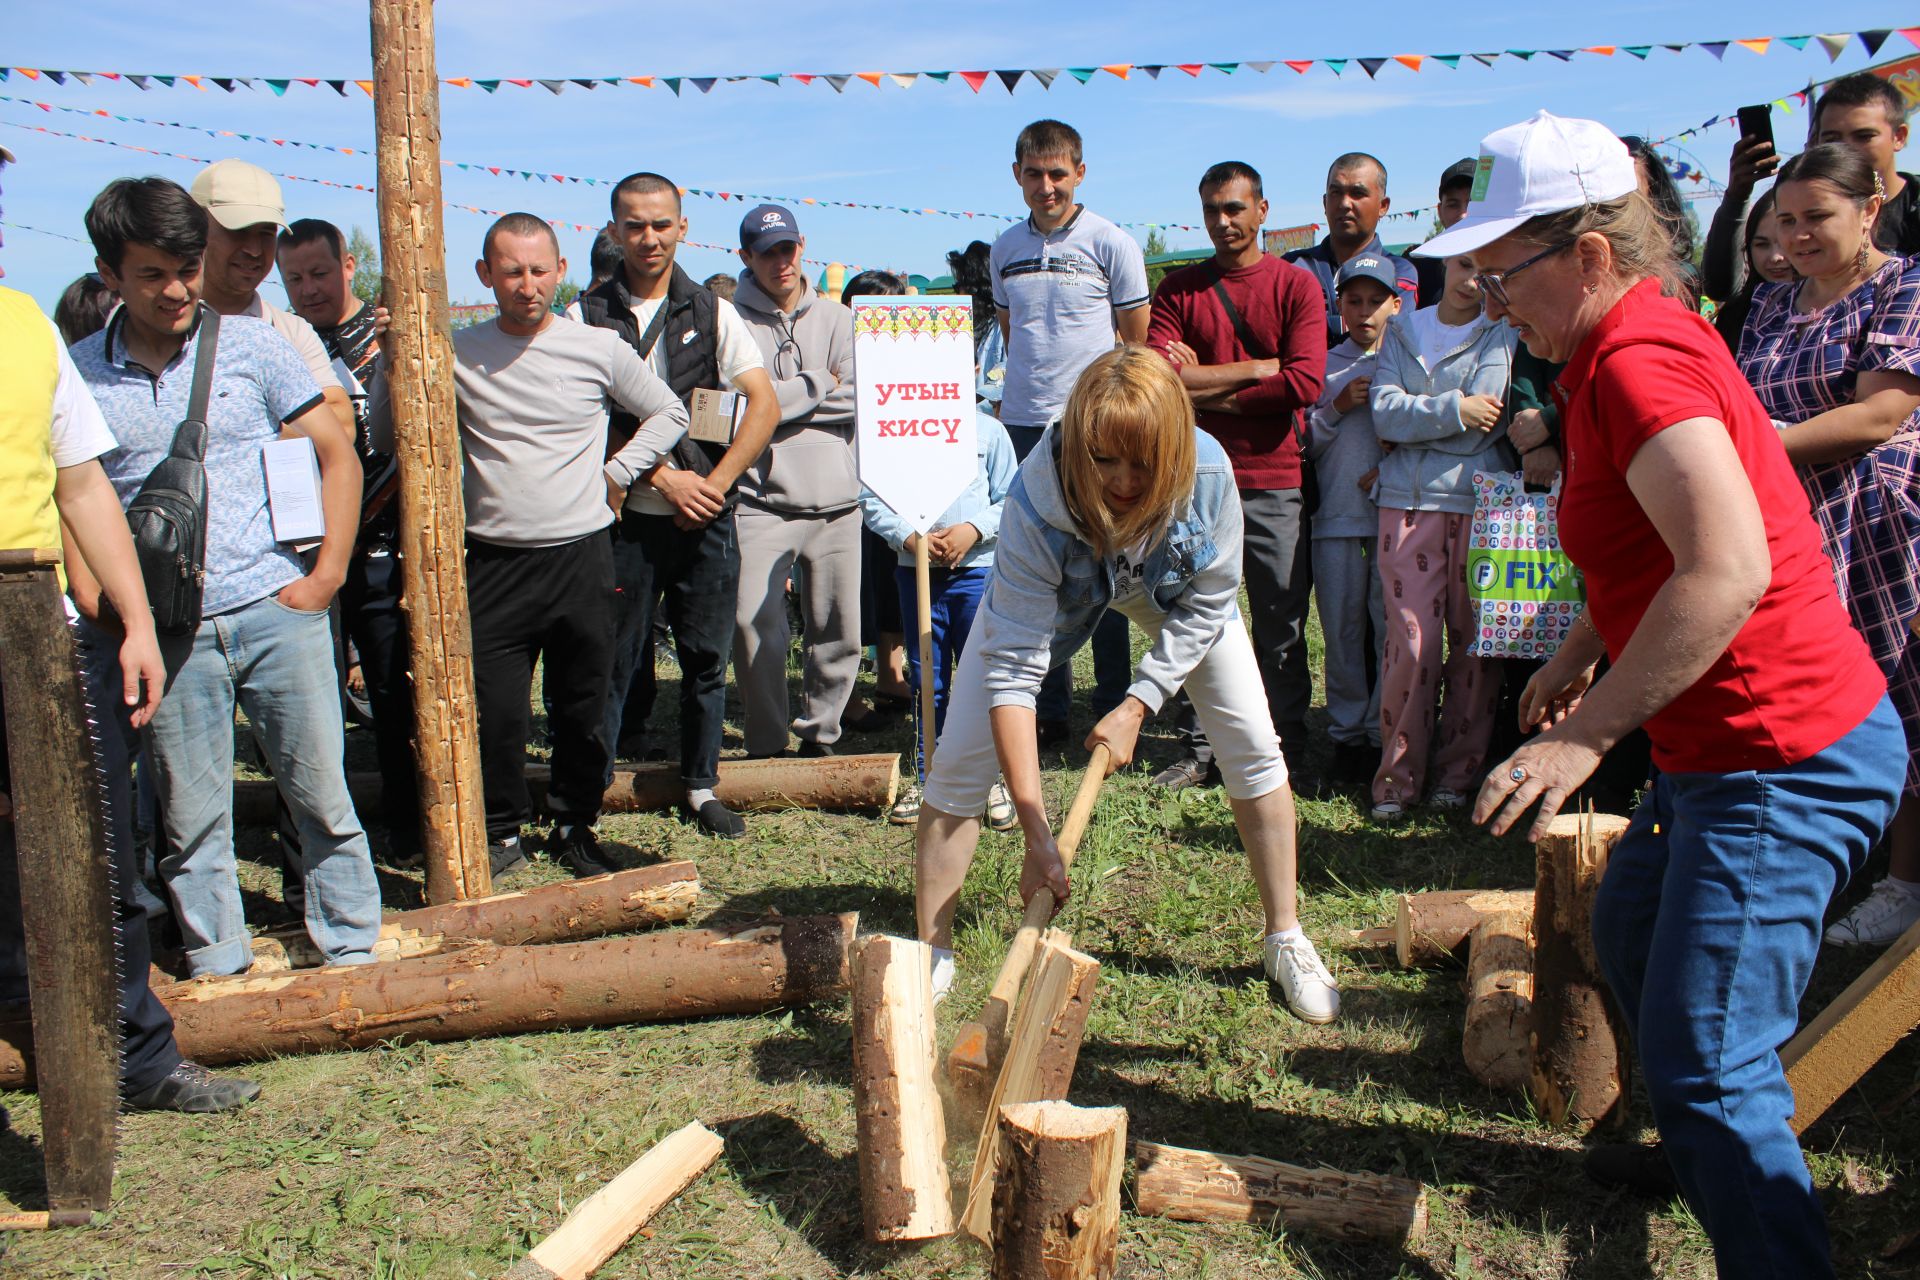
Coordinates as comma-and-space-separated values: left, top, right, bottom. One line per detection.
578, 264, 725, 480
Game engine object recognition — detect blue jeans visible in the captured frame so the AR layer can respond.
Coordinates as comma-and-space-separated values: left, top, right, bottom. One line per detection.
150, 594, 381, 976
1591, 695, 1903, 1279
1003, 423, 1131, 723
895, 563, 989, 782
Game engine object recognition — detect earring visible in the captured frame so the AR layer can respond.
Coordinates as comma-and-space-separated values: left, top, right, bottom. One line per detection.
1857, 237, 1872, 274
1584, 282, 1598, 297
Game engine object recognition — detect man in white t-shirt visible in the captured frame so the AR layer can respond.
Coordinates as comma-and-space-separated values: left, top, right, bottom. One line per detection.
576, 174, 778, 838
190, 159, 353, 443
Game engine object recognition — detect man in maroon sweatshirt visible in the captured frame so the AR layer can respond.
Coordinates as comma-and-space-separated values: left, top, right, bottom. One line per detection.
1147, 160, 1328, 792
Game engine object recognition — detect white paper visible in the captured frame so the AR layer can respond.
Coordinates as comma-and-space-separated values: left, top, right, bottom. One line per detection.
262, 437, 326, 544
851, 297, 978, 535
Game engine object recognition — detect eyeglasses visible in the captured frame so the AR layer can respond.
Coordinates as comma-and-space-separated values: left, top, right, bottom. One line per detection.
1474, 239, 1575, 307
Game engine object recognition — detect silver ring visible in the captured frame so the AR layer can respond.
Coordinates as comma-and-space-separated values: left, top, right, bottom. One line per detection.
1509, 766, 1529, 784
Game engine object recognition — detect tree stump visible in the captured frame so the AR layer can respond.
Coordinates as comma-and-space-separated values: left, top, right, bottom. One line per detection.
850, 936, 952, 1241
1462, 907, 1534, 1091
1394, 889, 1534, 968
988, 1101, 1125, 1280
1531, 812, 1632, 1131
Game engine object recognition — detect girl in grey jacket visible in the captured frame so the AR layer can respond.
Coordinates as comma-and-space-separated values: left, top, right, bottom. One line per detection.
912, 348, 1339, 1024
1368, 256, 1517, 820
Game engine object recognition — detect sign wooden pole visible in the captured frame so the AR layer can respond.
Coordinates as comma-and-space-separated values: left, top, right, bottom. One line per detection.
368, 0, 490, 902
914, 538, 936, 781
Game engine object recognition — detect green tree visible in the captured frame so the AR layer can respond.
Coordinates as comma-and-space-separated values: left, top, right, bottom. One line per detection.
551, 279, 581, 315
1143, 227, 1172, 294
347, 226, 383, 307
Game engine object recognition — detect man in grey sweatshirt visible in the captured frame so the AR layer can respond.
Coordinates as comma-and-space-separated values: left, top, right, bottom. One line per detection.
729, 205, 861, 757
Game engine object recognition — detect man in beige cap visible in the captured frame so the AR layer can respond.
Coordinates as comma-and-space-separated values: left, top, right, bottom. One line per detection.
190, 159, 352, 440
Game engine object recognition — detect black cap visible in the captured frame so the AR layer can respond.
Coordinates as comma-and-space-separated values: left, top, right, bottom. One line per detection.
1439, 157, 1477, 193
739, 203, 801, 253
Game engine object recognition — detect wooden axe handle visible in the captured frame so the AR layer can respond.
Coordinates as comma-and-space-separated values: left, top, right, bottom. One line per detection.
0, 547, 63, 572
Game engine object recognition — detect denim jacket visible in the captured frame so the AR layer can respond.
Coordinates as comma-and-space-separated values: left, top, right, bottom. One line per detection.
859, 410, 1017, 571
1370, 308, 1516, 514
979, 424, 1243, 714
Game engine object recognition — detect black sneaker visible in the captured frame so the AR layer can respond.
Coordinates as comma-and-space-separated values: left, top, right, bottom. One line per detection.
797, 740, 836, 759
1037, 718, 1070, 749
547, 824, 620, 878
682, 797, 746, 839
125, 1061, 260, 1114
1583, 1142, 1679, 1197
1150, 756, 1220, 791
490, 835, 529, 878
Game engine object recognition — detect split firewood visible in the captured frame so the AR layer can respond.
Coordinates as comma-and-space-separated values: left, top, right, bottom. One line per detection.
1462, 907, 1535, 1091
1393, 889, 1534, 968
1783, 914, 1920, 1133
989, 1101, 1126, 1280
850, 936, 952, 1241
1130, 1140, 1427, 1245
1531, 813, 1632, 1131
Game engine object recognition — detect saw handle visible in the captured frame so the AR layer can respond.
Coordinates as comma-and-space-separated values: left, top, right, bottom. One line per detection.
982, 744, 1111, 1010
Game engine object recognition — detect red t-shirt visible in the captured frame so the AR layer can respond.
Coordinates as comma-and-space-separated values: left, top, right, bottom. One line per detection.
1145, 255, 1327, 490
1555, 278, 1884, 773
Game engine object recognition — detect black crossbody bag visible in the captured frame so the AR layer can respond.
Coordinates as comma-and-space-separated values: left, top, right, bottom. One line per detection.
125, 307, 217, 635
1210, 275, 1320, 517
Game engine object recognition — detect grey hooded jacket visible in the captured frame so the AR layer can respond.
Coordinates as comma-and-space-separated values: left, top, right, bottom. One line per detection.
1370, 308, 1516, 515
732, 271, 859, 513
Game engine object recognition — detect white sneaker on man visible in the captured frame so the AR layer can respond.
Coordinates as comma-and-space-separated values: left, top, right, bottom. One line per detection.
889, 782, 923, 826
930, 947, 956, 1003
1263, 931, 1341, 1024
1824, 877, 1920, 948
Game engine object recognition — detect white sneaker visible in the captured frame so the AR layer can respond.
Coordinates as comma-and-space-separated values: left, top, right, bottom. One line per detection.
1825, 878, 1920, 948
1370, 800, 1408, 823
986, 780, 1017, 832
930, 947, 955, 1004
1428, 787, 1468, 811
1263, 932, 1341, 1024
889, 782, 923, 826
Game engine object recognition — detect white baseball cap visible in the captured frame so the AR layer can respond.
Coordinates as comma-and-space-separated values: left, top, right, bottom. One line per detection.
1415, 111, 1637, 258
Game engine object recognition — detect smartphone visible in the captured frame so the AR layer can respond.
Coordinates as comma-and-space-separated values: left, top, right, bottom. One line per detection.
1737, 103, 1775, 150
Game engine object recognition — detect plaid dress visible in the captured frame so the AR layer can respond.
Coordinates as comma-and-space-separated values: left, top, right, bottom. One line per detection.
1738, 256, 1920, 791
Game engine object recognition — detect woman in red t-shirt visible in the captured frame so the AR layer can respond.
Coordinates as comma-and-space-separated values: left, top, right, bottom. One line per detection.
1419, 113, 1902, 1279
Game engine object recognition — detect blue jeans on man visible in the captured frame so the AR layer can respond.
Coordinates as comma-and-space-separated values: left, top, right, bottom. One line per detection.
895, 563, 990, 782
1591, 695, 1903, 1278
150, 594, 381, 976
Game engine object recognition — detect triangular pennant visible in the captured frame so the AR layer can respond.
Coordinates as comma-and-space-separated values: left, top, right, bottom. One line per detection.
788, 73, 814, 85
690, 77, 716, 93
1623, 46, 1651, 59
1470, 53, 1500, 66
505, 78, 532, 88
1861, 29, 1893, 57
888, 73, 916, 89
1176, 63, 1205, 77
296, 78, 319, 87
996, 70, 1023, 92
824, 74, 851, 92
569, 78, 597, 90
1324, 59, 1347, 76
1207, 63, 1236, 74
601, 78, 622, 87
355, 80, 374, 96
1394, 54, 1423, 72
1103, 64, 1132, 79
182, 74, 204, 89
446, 77, 471, 88
1067, 67, 1096, 83
266, 78, 289, 95
45, 70, 68, 85
476, 79, 501, 92
1507, 49, 1536, 60
488, 166, 501, 175
759, 74, 782, 84
1545, 50, 1575, 61
923, 71, 950, 83
1433, 53, 1461, 68
1663, 44, 1688, 53
1357, 57, 1388, 78
1902, 27, 1920, 49
326, 79, 348, 95
1781, 35, 1811, 50
1735, 38, 1770, 55
628, 76, 655, 86
1284, 60, 1315, 74
1701, 42, 1729, 60
958, 70, 989, 92
127, 74, 151, 89
1584, 46, 1616, 56
856, 72, 884, 87
1139, 65, 1163, 78
72, 71, 94, 85
1247, 60, 1274, 73
1031, 69, 1059, 89
663, 77, 681, 95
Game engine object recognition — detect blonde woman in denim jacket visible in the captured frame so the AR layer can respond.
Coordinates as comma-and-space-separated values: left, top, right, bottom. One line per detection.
1368, 255, 1517, 820
912, 347, 1339, 1023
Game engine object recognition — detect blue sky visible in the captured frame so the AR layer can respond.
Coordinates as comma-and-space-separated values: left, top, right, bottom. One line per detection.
3, 2, 1914, 311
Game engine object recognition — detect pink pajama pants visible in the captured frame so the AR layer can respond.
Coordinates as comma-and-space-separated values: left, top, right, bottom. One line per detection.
1373, 507, 1502, 806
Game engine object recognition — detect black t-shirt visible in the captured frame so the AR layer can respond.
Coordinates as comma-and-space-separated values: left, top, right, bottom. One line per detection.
1878, 172, 1920, 257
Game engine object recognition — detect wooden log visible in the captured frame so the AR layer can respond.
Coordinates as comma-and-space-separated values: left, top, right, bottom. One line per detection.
850, 936, 952, 1241
0, 915, 854, 1086
503, 1120, 723, 1280
1130, 1139, 1428, 1246
1530, 812, 1632, 1132
1783, 915, 1920, 1133
369, 0, 491, 904
1393, 889, 1534, 968
962, 932, 1101, 1241
1462, 908, 1535, 1091
229, 755, 901, 826
266, 862, 700, 967
988, 1101, 1126, 1280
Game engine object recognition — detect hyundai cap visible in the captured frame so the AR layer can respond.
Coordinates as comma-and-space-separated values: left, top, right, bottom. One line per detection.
739, 203, 802, 253
1415, 112, 1637, 258
1336, 254, 1400, 294
190, 158, 287, 230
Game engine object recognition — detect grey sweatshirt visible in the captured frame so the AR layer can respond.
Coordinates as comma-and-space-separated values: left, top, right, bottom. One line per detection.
732, 272, 859, 513
1370, 307, 1516, 516
1304, 339, 1384, 539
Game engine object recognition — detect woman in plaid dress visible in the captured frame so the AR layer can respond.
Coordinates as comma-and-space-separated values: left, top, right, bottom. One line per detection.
1738, 144, 1920, 948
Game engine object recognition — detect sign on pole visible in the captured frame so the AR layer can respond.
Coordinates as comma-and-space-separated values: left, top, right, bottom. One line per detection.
852, 297, 979, 533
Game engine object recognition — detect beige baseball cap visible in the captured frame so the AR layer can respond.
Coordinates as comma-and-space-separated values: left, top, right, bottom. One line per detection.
190, 158, 286, 230
0, 143, 15, 164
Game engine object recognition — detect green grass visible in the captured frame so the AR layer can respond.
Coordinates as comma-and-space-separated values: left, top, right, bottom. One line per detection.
2, 620, 1916, 1279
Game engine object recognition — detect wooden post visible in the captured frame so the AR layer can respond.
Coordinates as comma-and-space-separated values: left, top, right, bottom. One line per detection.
1530, 812, 1631, 1132
1783, 915, 1920, 1133
369, 0, 490, 903
850, 936, 952, 1241
913, 538, 936, 782
1130, 1140, 1428, 1245
1393, 889, 1535, 968
504, 1121, 724, 1280
988, 1101, 1126, 1280
962, 932, 1101, 1241
1462, 907, 1534, 1091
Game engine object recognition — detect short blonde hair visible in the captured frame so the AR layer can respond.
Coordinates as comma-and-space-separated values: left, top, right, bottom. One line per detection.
1056, 346, 1197, 558
1512, 190, 1686, 298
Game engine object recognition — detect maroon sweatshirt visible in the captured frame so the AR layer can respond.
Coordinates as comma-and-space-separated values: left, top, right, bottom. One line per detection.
1145, 255, 1328, 489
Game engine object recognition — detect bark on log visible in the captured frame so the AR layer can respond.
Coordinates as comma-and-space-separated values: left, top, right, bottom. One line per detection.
1783, 914, 1920, 1133
1462, 908, 1535, 1091
962, 932, 1101, 1241
0, 915, 854, 1086
1394, 889, 1535, 968
230, 755, 900, 826
503, 1120, 723, 1280
1130, 1139, 1428, 1246
1530, 813, 1632, 1132
850, 936, 952, 1242
267, 862, 700, 967
370, 0, 491, 903
988, 1101, 1126, 1280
